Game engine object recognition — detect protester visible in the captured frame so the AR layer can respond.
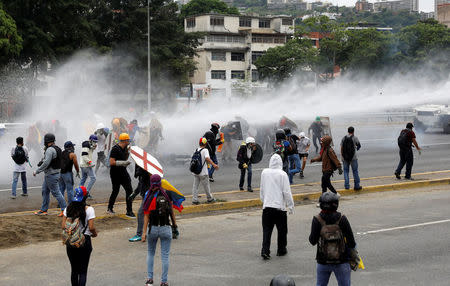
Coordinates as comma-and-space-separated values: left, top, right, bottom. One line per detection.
127, 119, 140, 144
11, 137, 29, 199
129, 164, 151, 242
260, 154, 294, 260
59, 141, 80, 204
203, 123, 223, 182
33, 133, 67, 216
395, 122, 421, 180
237, 137, 256, 192
284, 128, 301, 184
94, 123, 109, 173
311, 136, 343, 194
308, 117, 324, 153
192, 138, 218, 205
297, 132, 311, 179
142, 174, 178, 286
309, 192, 356, 286
274, 129, 289, 174
62, 186, 97, 286
341, 127, 362, 190
80, 135, 98, 197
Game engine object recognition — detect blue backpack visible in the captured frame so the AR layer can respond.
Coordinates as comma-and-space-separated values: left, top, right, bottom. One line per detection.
190, 148, 205, 174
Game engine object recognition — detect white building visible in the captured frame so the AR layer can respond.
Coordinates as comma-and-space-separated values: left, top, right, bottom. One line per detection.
373, 0, 418, 12
184, 14, 294, 98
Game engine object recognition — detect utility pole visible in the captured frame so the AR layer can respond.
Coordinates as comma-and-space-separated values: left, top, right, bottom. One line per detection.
147, 0, 152, 112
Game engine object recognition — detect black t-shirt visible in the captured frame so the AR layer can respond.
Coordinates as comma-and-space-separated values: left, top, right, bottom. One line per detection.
110, 144, 129, 176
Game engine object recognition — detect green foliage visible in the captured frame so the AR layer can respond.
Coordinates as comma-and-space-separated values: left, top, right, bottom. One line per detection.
0, 7, 22, 64
181, 0, 239, 18
338, 10, 421, 31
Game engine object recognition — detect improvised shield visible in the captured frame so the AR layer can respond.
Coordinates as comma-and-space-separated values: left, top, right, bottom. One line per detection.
221, 121, 243, 140
250, 143, 263, 164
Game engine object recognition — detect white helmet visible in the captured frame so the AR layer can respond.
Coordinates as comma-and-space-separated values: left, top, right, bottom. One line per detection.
97, 123, 105, 130
245, 137, 255, 144
299, 132, 305, 138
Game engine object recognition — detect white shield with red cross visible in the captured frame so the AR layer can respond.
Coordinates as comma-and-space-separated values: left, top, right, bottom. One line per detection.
130, 146, 164, 177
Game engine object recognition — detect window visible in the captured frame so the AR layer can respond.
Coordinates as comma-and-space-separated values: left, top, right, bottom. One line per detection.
210, 17, 224, 26
252, 51, 265, 62
211, 70, 226, 80
252, 35, 273, 43
211, 51, 226, 61
282, 18, 292, 26
231, 52, 245, 61
206, 35, 245, 43
186, 18, 196, 28
252, 70, 259, 82
231, 70, 245, 79
259, 19, 270, 28
239, 17, 252, 27
274, 37, 285, 44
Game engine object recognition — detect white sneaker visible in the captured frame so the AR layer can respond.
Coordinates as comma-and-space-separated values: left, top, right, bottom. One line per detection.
145, 279, 153, 286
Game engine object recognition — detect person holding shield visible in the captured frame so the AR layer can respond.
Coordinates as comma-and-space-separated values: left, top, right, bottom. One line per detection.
237, 137, 256, 192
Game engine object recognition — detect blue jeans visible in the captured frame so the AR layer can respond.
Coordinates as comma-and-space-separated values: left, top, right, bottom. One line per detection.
316, 263, 351, 286
239, 164, 252, 188
59, 172, 74, 204
136, 198, 145, 236
41, 173, 66, 212
288, 154, 302, 184
343, 159, 360, 189
12, 171, 27, 196
147, 225, 172, 283
208, 153, 218, 178
80, 167, 96, 194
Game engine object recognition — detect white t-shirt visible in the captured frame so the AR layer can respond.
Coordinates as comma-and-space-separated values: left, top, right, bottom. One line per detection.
64, 206, 96, 236
197, 147, 210, 176
11, 146, 29, 172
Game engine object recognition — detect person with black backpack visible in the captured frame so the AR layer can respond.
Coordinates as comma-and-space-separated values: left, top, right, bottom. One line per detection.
11, 137, 29, 199
311, 136, 343, 194
340, 127, 362, 191
309, 192, 356, 286
395, 122, 421, 180
284, 128, 301, 184
191, 137, 218, 205
33, 133, 67, 216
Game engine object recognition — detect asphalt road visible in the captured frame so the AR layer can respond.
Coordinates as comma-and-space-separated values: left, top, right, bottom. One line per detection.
1, 123, 450, 213
0, 185, 449, 285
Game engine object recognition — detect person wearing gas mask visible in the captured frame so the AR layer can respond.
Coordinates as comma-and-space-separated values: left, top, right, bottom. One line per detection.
80, 135, 98, 197
237, 137, 256, 192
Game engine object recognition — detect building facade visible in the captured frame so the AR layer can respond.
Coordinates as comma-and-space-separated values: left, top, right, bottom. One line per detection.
373, 0, 418, 12
436, 0, 450, 27
355, 0, 374, 12
184, 14, 294, 98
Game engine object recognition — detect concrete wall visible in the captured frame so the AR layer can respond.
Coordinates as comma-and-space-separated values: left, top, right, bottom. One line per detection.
437, 4, 450, 27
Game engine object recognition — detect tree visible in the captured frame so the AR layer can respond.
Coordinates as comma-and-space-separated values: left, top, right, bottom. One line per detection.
181, 0, 239, 18
0, 7, 22, 65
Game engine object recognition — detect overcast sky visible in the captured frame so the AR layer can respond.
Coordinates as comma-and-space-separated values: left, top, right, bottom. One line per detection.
305, 0, 434, 12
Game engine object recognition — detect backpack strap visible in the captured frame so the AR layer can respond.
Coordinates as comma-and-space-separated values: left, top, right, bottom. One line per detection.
199, 148, 206, 168
315, 215, 326, 227
334, 214, 342, 226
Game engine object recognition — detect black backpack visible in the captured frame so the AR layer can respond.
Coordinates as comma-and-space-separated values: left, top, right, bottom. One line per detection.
12, 146, 27, 165
152, 192, 171, 226
190, 148, 205, 175
398, 129, 411, 150
341, 135, 355, 162
287, 136, 297, 153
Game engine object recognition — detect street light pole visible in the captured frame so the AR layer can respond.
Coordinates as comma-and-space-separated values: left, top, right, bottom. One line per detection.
147, 0, 151, 112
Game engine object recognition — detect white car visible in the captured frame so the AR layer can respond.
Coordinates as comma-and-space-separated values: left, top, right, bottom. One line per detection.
413, 104, 450, 134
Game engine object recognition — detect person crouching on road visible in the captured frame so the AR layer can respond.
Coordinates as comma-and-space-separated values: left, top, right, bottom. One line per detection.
142, 174, 178, 286
11, 136, 29, 199
192, 138, 218, 205
59, 141, 80, 204
311, 136, 343, 194
260, 153, 294, 260
309, 192, 356, 286
80, 135, 98, 197
237, 137, 256, 192
34, 133, 67, 216
62, 186, 97, 286
107, 133, 135, 217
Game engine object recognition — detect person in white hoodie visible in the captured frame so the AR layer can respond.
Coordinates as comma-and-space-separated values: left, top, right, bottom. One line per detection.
260, 153, 294, 260
80, 135, 98, 196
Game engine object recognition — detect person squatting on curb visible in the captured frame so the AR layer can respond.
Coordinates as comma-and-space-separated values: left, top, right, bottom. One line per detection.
340, 127, 362, 191
62, 186, 97, 286
237, 136, 256, 192
191, 137, 218, 205
311, 136, 343, 194
260, 153, 294, 260
11, 136, 29, 199
34, 133, 67, 216
309, 192, 356, 286
80, 135, 98, 197
395, 122, 421, 180
60, 141, 80, 204
142, 174, 178, 286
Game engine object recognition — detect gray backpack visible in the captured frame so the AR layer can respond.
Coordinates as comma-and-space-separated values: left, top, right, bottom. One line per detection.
315, 215, 346, 263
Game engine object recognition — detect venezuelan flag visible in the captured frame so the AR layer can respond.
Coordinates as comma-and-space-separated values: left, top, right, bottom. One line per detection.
143, 179, 185, 213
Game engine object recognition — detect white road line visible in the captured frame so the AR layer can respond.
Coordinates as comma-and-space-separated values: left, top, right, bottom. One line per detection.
0, 186, 41, 193
253, 163, 322, 171
357, 219, 450, 235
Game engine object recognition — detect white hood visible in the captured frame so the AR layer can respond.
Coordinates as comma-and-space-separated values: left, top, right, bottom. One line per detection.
269, 153, 283, 170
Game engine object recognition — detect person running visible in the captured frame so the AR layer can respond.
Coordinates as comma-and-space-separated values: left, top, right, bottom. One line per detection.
395, 122, 421, 180
62, 186, 97, 286
308, 116, 324, 153
284, 128, 301, 184
237, 137, 256, 192
309, 192, 356, 286
107, 133, 134, 217
129, 164, 151, 242
297, 132, 311, 179
203, 123, 223, 182
11, 136, 29, 199
311, 136, 343, 194
80, 135, 98, 197
260, 153, 294, 260
33, 133, 67, 216
94, 123, 109, 173
59, 141, 80, 204
192, 138, 218, 205
142, 174, 178, 286
340, 127, 362, 190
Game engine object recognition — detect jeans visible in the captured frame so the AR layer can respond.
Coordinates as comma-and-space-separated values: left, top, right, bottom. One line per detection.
313, 134, 320, 152
80, 167, 96, 194
11, 171, 27, 196
136, 198, 145, 236
66, 235, 92, 286
316, 263, 351, 286
108, 174, 133, 213
288, 154, 302, 184
192, 175, 213, 203
41, 173, 66, 212
321, 171, 336, 193
59, 172, 74, 204
261, 207, 288, 256
239, 164, 252, 188
208, 153, 218, 178
395, 148, 414, 178
147, 226, 172, 283
343, 160, 360, 189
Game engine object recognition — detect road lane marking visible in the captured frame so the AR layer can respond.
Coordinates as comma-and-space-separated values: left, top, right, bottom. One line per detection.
357, 219, 450, 235
0, 186, 41, 193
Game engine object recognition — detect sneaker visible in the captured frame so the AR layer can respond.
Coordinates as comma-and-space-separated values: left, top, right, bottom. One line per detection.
354, 186, 363, 191
160, 283, 169, 286
261, 253, 271, 260
10, 195, 16, 199
239, 187, 244, 191
247, 187, 253, 193
277, 249, 288, 256
192, 201, 200, 205
395, 173, 401, 180
129, 235, 142, 242
106, 209, 115, 215
21, 193, 28, 197
34, 210, 48, 216
316, 203, 320, 208
206, 198, 216, 203
209, 177, 214, 182
299, 171, 304, 179
57, 211, 64, 217
145, 278, 154, 286
126, 212, 136, 218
